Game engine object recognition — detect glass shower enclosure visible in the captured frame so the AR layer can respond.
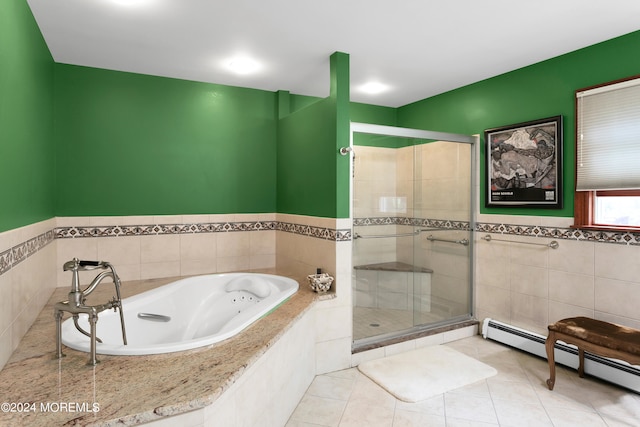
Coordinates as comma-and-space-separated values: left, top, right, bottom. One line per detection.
350, 123, 476, 348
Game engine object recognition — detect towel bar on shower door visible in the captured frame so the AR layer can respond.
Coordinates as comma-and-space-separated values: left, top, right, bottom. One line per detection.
353, 228, 451, 240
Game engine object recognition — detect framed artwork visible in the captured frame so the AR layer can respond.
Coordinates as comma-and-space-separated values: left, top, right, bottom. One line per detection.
485, 115, 563, 208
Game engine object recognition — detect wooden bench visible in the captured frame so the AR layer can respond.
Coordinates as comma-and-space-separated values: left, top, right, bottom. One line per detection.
545, 317, 640, 390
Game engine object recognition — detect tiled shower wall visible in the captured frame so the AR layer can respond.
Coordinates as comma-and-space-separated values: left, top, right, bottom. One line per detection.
353, 143, 472, 317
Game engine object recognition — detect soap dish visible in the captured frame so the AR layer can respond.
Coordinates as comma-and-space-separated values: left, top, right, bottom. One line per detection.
307, 273, 334, 293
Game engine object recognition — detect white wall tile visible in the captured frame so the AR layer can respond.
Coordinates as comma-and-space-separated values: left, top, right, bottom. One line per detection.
216, 256, 250, 274
510, 264, 548, 298
384, 339, 416, 356
594, 276, 640, 320
180, 233, 216, 261
0, 270, 13, 336
141, 261, 180, 280
316, 337, 352, 374
510, 293, 548, 335
443, 325, 477, 342
0, 325, 11, 369
141, 235, 180, 263
594, 242, 640, 283
203, 391, 235, 427
476, 284, 511, 321
548, 301, 594, 324
548, 270, 594, 309
316, 305, 352, 343
249, 230, 274, 256
180, 260, 216, 277
249, 254, 275, 270
595, 312, 640, 330
414, 333, 445, 348
508, 238, 549, 268
216, 232, 250, 258
98, 236, 141, 267
548, 239, 594, 275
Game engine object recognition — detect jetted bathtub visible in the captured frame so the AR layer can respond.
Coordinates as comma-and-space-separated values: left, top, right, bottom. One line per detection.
61, 273, 298, 355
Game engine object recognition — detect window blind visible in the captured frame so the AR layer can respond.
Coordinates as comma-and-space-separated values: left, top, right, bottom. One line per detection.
576, 77, 640, 191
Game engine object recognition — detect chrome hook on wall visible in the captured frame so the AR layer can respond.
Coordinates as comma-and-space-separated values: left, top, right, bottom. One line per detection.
339, 146, 352, 155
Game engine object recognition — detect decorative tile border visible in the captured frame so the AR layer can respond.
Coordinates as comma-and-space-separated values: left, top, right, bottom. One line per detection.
476, 221, 640, 246
54, 221, 278, 239
0, 230, 55, 276
54, 221, 352, 242
277, 221, 351, 242
0, 220, 350, 278
355, 216, 640, 246
3, 217, 638, 279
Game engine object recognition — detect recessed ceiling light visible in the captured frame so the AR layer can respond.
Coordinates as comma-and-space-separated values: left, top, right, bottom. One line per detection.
227, 57, 261, 75
359, 81, 390, 95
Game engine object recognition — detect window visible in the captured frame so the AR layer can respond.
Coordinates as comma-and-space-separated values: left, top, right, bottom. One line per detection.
574, 75, 640, 230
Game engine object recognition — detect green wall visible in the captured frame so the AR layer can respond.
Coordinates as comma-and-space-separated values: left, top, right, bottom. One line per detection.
351, 102, 397, 126
0, 0, 54, 232
350, 103, 404, 148
277, 52, 350, 218
277, 97, 337, 216
398, 30, 640, 217
54, 65, 277, 216
4, 2, 638, 229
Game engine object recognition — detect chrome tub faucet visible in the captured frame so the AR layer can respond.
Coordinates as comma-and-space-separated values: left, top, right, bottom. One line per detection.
54, 258, 127, 365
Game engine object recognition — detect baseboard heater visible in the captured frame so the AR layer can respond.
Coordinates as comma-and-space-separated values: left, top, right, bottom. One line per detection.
481, 318, 640, 393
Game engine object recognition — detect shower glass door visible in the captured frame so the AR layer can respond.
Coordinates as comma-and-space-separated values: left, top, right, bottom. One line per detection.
351, 123, 475, 347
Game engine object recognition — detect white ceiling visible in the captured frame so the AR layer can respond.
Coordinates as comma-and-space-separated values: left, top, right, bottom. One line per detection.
27, 0, 640, 108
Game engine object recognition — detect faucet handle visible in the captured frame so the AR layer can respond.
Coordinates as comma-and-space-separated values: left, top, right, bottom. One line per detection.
77, 260, 107, 270
63, 258, 80, 271
63, 258, 107, 271
79, 260, 103, 268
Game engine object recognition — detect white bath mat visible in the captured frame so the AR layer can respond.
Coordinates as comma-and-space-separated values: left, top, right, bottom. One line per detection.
357, 345, 497, 402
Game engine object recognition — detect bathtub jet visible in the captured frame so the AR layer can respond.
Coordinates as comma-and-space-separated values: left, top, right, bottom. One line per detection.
60, 273, 298, 356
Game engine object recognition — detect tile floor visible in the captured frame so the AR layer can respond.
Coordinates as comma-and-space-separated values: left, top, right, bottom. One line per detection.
286, 335, 640, 426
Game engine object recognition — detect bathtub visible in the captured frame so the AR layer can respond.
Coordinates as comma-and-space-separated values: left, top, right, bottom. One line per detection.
61, 273, 298, 355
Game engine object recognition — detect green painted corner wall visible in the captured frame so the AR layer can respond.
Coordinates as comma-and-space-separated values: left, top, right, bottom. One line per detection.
0, 0, 54, 232
54, 64, 278, 216
350, 102, 405, 148
398, 29, 640, 218
333, 52, 350, 219
277, 97, 338, 217
276, 52, 351, 218
351, 102, 397, 126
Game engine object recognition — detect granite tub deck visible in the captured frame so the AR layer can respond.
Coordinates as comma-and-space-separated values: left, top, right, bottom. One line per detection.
0, 271, 329, 426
